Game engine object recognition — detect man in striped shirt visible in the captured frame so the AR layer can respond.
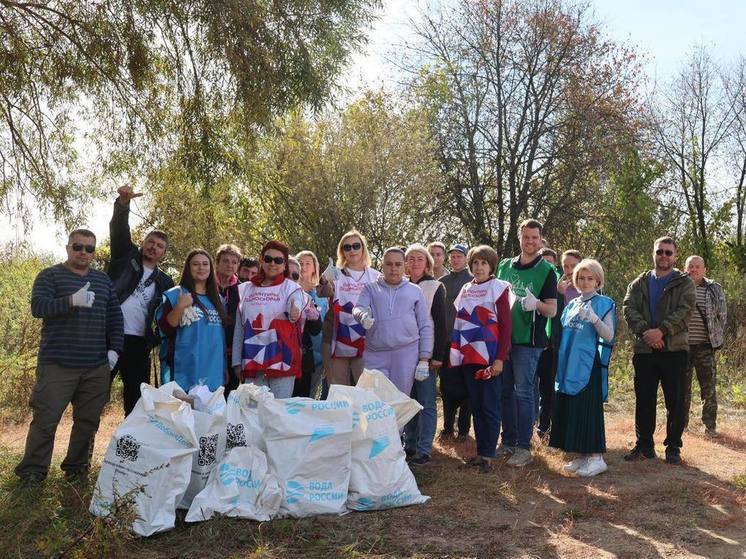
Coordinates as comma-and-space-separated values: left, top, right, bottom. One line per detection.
683, 255, 727, 437
15, 229, 124, 486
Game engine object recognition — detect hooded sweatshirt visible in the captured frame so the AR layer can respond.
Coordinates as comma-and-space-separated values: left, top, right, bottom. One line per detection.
353, 276, 434, 359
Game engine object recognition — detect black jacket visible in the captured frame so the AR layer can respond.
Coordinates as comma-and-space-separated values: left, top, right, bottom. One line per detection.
107, 201, 174, 348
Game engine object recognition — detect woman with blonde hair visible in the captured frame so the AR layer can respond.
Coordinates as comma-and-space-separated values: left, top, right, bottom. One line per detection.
293, 250, 328, 397
549, 258, 616, 477
317, 230, 380, 386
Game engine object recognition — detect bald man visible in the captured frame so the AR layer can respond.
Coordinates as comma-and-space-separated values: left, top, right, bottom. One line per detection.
683, 255, 726, 437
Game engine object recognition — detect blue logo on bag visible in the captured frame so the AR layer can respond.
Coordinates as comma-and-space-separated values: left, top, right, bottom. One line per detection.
285, 401, 305, 415
220, 464, 260, 488
352, 411, 361, 429
369, 435, 390, 459
350, 496, 375, 510
309, 425, 336, 443
286, 480, 304, 504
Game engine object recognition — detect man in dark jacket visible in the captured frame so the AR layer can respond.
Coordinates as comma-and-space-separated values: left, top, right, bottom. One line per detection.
623, 236, 695, 464
108, 185, 174, 415
438, 243, 474, 441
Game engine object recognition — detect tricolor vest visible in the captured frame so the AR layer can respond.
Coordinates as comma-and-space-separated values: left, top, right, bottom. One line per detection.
555, 293, 616, 400
237, 279, 306, 378
332, 267, 380, 358
450, 278, 511, 367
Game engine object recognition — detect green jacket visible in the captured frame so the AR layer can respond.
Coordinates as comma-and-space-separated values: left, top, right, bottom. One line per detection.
622, 269, 695, 354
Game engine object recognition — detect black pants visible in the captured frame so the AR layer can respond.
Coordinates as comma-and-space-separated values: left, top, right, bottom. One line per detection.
536, 347, 556, 436
439, 366, 471, 436
111, 335, 151, 416
632, 351, 688, 451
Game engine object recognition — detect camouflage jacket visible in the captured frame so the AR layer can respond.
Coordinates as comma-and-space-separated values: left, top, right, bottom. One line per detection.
696, 278, 727, 349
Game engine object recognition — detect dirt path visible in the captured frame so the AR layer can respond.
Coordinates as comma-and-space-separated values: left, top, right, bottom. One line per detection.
2, 403, 745, 558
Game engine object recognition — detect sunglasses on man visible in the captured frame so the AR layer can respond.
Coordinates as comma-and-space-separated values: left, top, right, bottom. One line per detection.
69, 243, 96, 253
655, 249, 674, 257
263, 255, 285, 265
342, 242, 362, 252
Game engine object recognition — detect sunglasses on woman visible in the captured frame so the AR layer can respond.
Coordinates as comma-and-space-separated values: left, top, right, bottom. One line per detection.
263, 255, 285, 264
342, 242, 362, 252
69, 243, 95, 253
291, 272, 300, 280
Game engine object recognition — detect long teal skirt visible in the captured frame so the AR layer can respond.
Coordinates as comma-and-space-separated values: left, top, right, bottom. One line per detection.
549, 360, 606, 454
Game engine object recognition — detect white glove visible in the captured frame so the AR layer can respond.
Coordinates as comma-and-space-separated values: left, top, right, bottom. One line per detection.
287, 291, 305, 323
414, 361, 430, 381
107, 350, 119, 370
358, 308, 375, 330
71, 282, 95, 308
578, 304, 599, 324
520, 287, 538, 312
180, 305, 200, 327
321, 257, 341, 283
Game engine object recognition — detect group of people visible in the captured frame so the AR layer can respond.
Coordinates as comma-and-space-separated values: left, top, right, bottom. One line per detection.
15, 185, 727, 486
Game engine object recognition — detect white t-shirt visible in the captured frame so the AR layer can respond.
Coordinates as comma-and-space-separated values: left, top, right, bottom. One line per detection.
121, 265, 156, 336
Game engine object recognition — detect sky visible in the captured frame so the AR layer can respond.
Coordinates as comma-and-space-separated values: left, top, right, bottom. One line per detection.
2, 0, 745, 258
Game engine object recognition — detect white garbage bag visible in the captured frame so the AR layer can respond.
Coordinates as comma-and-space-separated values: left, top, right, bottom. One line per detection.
356, 369, 423, 429
260, 397, 353, 517
328, 385, 430, 511
185, 447, 282, 523
90, 383, 198, 536
225, 382, 274, 453
159, 381, 227, 510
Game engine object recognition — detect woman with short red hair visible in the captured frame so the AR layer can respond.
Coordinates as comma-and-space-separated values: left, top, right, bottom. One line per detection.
231, 241, 319, 398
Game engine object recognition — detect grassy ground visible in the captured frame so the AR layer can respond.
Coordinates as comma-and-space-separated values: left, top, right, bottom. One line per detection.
1, 398, 745, 559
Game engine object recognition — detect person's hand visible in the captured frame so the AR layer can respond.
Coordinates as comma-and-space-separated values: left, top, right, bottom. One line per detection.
117, 184, 144, 204
415, 361, 430, 381
558, 276, 572, 295
430, 360, 443, 370
490, 359, 503, 376
359, 308, 375, 330
321, 258, 340, 283
288, 300, 301, 322
578, 304, 599, 324
70, 282, 95, 308
521, 287, 538, 311
642, 328, 664, 348
176, 289, 194, 309
107, 350, 119, 370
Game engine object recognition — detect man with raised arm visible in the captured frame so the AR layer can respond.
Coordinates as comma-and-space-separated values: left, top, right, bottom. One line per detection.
108, 185, 174, 415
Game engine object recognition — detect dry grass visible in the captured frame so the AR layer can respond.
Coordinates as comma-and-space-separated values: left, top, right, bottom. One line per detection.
1, 401, 745, 558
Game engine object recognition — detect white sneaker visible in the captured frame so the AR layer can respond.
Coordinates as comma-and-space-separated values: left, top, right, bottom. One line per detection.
577, 456, 607, 477
506, 448, 533, 467
563, 457, 587, 473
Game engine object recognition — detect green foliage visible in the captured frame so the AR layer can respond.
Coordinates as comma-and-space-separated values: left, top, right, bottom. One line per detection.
0, 246, 49, 421
0, 0, 382, 226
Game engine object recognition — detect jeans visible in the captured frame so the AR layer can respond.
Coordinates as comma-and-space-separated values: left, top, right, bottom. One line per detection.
500, 345, 544, 450
248, 373, 295, 399
462, 364, 502, 458
404, 368, 438, 457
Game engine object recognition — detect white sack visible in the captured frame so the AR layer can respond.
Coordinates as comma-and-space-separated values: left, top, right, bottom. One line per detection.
159, 382, 227, 510
90, 383, 198, 536
224, 382, 274, 453
356, 369, 423, 429
185, 446, 282, 522
328, 385, 429, 511
260, 397, 353, 517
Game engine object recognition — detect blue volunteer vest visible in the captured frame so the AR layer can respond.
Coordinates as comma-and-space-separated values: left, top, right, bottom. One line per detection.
157, 287, 226, 392
555, 294, 616, 400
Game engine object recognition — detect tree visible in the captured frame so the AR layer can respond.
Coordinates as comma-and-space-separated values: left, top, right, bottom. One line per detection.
648, 47, 739, 263
140, 90, 443, 266
724, 56, 746, 272
0, 0, 381, 227
406, 0, 643, 255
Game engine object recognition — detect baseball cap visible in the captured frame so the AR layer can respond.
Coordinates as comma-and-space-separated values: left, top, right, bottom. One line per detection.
448, 243, 468, 256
